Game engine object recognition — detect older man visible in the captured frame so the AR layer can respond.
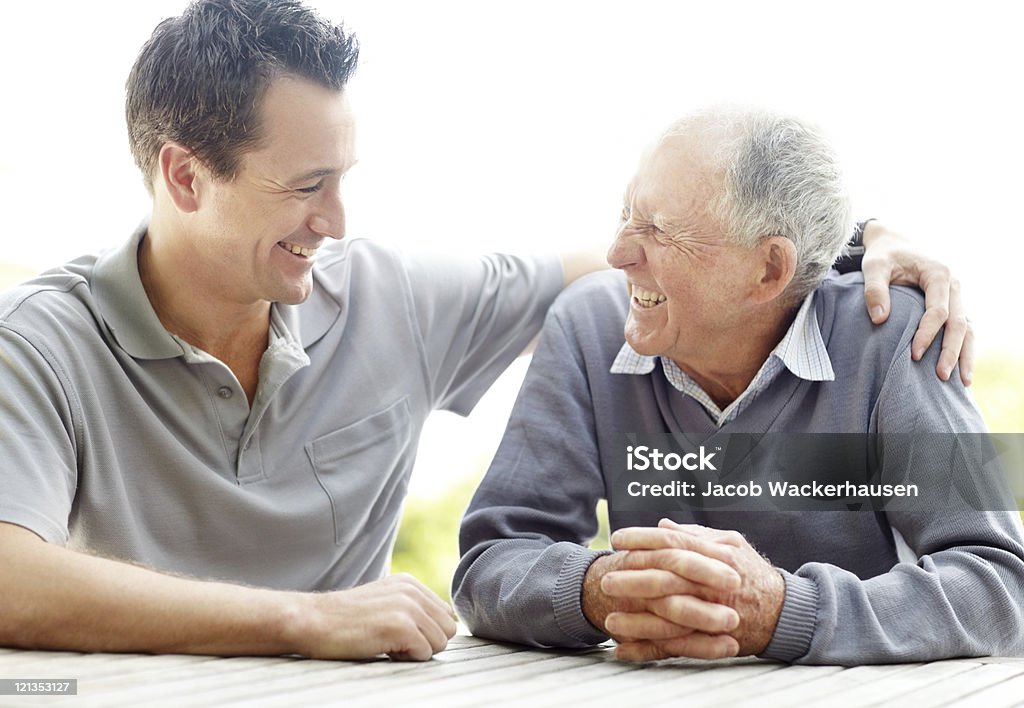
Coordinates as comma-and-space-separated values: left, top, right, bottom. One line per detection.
454, 108, 1024, 664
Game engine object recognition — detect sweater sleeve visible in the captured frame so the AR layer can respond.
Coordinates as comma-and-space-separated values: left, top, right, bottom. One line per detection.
453, 303, 612, 648
764, 294, 1024, 664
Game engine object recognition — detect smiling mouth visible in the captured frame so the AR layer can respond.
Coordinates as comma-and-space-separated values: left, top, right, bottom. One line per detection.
631, 284, 667, 309
278, 241, 318, 258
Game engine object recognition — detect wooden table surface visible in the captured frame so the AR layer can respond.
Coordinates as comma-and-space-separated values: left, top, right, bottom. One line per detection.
2, 634, 1023, 707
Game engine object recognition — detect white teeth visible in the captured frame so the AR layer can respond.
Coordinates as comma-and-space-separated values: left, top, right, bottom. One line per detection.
631, 284, 666, 307
281, 242, 317, 258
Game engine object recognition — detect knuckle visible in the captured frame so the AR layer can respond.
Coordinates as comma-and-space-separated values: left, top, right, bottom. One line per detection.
722, 530, 745, 546
927, 305, 949, 323
719, 546, 740, 567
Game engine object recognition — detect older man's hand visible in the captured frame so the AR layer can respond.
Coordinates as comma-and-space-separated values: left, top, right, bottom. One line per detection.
861, 221, 974, 386
581, 531, 743, 660
596, 519, 785, 662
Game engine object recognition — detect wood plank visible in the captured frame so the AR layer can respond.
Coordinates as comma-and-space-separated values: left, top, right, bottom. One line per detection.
483, 658, 781, 707
740, 662, 922, 707
0, 651, 218, 679
1, 640, 1020, 707
947, 671, 1024, 708
207, 647, 594, 707
800, 660, 982, 708
133, 643, 560, 707
658, 662, 846, 707
93, 640, 520, 705
899, 662, 1024, 708
83, 657, 346, 708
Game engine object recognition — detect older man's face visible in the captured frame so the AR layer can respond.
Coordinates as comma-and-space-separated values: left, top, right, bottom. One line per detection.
606, 133, 761, 367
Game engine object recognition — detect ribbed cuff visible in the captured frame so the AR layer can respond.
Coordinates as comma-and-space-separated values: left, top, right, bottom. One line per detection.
759, 570, 818, 662
552, 547, 613, 646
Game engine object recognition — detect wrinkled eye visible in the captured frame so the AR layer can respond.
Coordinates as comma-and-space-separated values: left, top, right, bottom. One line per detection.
296, 181, 324, 194
620, 206, 631, 222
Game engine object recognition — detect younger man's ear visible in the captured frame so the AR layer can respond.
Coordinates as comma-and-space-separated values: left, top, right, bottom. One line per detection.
156, 142, 202, 213
751, 235, 797, 304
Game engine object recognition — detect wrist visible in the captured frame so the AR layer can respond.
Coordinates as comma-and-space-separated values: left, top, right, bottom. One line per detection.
581, 553, 620, 632
272, 591, 317, 657
743, 567, 786, 656
833, 219, 875, 274
859, 218, 883, 248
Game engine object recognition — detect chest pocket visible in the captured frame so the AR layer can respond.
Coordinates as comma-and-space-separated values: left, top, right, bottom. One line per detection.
306, 397, 413, 546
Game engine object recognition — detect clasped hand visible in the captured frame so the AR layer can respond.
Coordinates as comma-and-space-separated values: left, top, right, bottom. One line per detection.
583, 519, 784, 661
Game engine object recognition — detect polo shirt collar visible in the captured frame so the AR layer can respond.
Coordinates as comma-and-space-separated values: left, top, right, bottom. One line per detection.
92, 221, 341, 360
276, 276, 342, 350
92, 222, 182, 360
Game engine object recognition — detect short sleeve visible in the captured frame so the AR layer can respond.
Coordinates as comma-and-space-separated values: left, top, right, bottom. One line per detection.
404, 252, 563, 415
0, 324, 78, 543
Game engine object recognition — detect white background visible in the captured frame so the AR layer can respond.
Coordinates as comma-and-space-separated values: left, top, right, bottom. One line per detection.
2, 0, 1021, 491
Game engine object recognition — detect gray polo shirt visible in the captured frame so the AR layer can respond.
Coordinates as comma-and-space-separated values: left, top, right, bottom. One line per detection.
0, 224, 562, 591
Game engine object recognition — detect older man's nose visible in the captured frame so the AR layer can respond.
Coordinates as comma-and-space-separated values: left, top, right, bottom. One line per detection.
606, 228, 642, 270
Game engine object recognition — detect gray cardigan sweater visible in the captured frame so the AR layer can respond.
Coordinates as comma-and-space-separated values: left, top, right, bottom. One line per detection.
454, 270, 1024, 664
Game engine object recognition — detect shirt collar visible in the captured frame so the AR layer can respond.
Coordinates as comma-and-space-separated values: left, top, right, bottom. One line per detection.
92, 221, 340, 360
92, 222, 182, 360
610, 290, 834, 422
770, 289, 835, 382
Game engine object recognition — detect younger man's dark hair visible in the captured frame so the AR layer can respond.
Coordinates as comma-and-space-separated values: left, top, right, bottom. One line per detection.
126, 0, 359, 191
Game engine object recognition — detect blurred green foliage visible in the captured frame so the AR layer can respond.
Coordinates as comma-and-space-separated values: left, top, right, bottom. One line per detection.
971, 352, 1024, 433
394, 351, 1024, 599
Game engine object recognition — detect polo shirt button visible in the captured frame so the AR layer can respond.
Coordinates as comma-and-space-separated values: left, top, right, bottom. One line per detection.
217, 386, 233, 399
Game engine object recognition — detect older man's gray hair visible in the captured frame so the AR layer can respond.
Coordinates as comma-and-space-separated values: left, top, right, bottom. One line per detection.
668, 107, 852, 303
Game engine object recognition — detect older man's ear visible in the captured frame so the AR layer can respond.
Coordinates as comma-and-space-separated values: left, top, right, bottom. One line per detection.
750, 236, 797, 305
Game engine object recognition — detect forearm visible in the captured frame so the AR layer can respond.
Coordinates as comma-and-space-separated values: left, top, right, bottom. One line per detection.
0, 523, 297, 656
454, 528, 609, 648
771, 524, 1024, 665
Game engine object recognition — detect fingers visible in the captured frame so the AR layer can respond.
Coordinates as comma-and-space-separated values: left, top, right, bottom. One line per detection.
612, 547, 740, 593
908, 271, 974, 385
606, 593, 739, 638
860, 255, 896, 324
612, 525, 737, 563
386, 573, 458, 635
657, 519, 746, 547
910, 267, 952, 362
861, 241, 974, 385
615, 634, 740, 662
956, 322, 975, 387
378, 605, 449, 661
601, 568, 697, 599
937, 278, 973, 385
317, 574, 456, 661
605, 612, 698, 641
